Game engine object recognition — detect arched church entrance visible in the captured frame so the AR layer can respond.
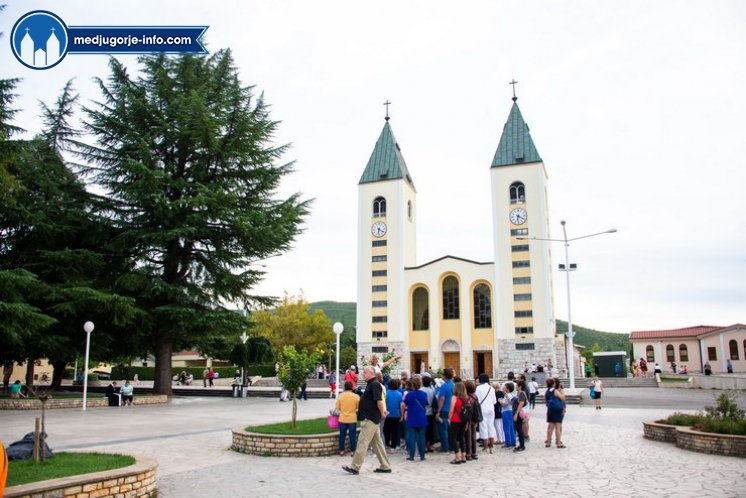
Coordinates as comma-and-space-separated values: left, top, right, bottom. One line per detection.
441, 340, 461, 374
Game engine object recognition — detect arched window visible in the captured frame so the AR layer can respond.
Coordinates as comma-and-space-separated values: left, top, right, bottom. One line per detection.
473, 284, 492, 329
407, 200, 412, 220
679, 344, 689, 362
373, 196, 386, 217
412, 287, 429, 331
666, 344, 675, 362
442, 276, 460, 320
729, 339, 739, 360
646, 345, 654, 362
509, 182, 526, 204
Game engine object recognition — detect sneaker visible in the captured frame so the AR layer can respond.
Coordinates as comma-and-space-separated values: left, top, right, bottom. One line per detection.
513, 447, 526, 452
373, 468, 392, 473
342, 466, 359, 475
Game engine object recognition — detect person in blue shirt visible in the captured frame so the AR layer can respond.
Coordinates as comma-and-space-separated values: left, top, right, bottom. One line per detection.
436, 368, 455, 452
402, 376, 428, 461
384, 379, 403, 450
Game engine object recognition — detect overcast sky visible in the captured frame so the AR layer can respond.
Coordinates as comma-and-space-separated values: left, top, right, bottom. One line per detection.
2, 1, 745, 334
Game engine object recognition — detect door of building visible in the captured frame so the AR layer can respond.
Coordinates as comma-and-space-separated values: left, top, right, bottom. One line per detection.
473, 351, 493, 377
411, 353, 429, 373
443, 352, 460, 373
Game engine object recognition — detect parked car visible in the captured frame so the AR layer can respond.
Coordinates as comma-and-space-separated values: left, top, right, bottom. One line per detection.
94, 370, 111, 380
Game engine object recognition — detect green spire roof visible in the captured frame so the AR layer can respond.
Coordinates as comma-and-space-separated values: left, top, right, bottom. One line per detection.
359, 121, 414, 187
491, 102, 542, 167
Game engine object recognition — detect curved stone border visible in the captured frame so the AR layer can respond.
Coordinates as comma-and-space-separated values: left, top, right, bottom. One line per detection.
0, 395, 169, 410
643, 421, 746, 457
232, 427, 357, 457
4, 454, 158, 498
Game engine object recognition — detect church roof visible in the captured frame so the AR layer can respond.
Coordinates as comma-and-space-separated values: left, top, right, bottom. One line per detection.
359, 121, 414, 187
491, 101, 542, 168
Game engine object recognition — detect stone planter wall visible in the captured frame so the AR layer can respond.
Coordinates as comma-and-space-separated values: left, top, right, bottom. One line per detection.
4, 455, 157, 498
232, 427, 358, 457
0, 395, 169, 410
643, 421, 746, 458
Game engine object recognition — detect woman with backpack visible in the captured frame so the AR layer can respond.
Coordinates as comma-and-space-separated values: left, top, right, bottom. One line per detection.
545, 377, 567, 448
463, 380, 479, 461
447, 381, 468, 464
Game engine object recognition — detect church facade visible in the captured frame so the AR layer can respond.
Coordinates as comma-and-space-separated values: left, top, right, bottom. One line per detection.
356, 97, 566, 378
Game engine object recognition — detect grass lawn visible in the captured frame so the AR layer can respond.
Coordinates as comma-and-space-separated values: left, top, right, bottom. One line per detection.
660, 377, 690, 382
7, 452, 135, 487
246, 417, 336, 435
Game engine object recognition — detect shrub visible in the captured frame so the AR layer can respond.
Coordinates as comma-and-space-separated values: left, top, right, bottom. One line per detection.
110, 364, 276, 381
703, 392, 745, 421
697, 418, 746, 436
657, 412, 705, 426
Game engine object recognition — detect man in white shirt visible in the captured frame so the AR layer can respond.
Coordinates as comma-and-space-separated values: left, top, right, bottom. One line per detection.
527, 377, 539, 409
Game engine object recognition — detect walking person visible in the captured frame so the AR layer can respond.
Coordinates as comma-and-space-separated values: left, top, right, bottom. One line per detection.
448, 381, 468, 464
476, 374, 497, 453
500, 382, 516, 448
383, 379, 403, 451
328, 369, 338, 398
639, 358, 648, 377
208, 368, 215, 387
527, 377, 539, 409
435, 368, 455, 452
202, 367, 209, 388
402, 376, 428, 461
336, 381, 360, 456
513, 380, 528, 452
343, 366, 392, 475
545, 377, 567, 448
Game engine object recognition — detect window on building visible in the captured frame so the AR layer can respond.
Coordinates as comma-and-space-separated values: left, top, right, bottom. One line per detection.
372, 240, 387, 247
708, 347, 717, 361
372, 270, 387, 277
514, 310, 533, 318
412, 287, 429, 330
729, 339, 739, 360
442, 276, 460, 320
473, 284, 492, 329
407, 200, 412, 220
646, 345, 654, 362
372, 316, 387, 323
515, 327, 534, 334
666, 344, 675, 362
510, 228, 528, 236
372, 255, 387, 262
513, 277, 531, 285
372, 331, 388, 339
513, 293, 532, 301
372, 285, 387, 292
373, 196, 386, 217
515, 343, 535, 351
679, 344, 689, 362
511, 244, 529, 252
512, 260, 530, 268
509, 182, 526, 204
372, 300, 387, 307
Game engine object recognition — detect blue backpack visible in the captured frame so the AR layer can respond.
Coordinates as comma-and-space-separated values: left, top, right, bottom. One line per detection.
546, 389, 563, 411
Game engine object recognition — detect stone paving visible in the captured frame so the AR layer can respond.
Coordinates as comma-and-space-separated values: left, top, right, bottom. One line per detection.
2, 389, 745, 497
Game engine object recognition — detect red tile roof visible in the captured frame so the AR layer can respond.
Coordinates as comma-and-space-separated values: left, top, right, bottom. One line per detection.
629, 326, 722, 340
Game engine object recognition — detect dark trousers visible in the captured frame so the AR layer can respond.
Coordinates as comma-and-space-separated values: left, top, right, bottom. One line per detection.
464, 422, 478, 457
339, 422, 357, 452
406, 425, 426, 459
299, 383, 307, 400
529, 392, 537, 409
425, 414, 435, 447
448, 421, 466, 454
515, 416, 525, 449
383, 417, 400, 448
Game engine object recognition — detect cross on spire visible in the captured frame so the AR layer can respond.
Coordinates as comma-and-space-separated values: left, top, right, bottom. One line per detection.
509, 79, 518, 102
51, 27, 55, 33
383, 100, 391, 121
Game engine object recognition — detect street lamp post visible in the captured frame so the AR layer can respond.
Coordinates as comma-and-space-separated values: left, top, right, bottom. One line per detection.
519, 221, 616, 389
82, 321, 95, 411
333, 322, 344, 399
239, 331, 248, 387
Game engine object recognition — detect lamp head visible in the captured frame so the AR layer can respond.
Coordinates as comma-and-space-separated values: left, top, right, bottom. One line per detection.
333, 322, 344, 335
83, 321, 95, 334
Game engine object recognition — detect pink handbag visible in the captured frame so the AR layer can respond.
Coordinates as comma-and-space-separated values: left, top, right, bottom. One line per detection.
327, 414, 340, 429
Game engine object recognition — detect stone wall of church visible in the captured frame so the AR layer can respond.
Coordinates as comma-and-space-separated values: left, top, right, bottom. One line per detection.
495, 338, 557, 377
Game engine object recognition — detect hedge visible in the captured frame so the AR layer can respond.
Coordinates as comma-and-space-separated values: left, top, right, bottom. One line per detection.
110, 364, 276, 381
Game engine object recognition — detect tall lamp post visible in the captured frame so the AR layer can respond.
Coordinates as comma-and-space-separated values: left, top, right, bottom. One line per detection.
239, 331, 249, 387
333, 322, 344, 399
519, 221, 616, 389
82, 321, 94, 411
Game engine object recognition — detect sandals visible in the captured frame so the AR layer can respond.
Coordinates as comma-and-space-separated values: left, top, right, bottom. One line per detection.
556, 442, 567, 448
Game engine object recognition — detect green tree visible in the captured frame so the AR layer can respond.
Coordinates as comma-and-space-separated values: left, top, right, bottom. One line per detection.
277, 345, 320, 428
76, 53, 309, 394
580, 342, 603, 367
252, 294, 334, 352
228, 333, 274, 385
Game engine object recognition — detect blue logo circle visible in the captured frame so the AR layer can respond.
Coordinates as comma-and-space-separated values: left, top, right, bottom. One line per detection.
10, 10, 69, 70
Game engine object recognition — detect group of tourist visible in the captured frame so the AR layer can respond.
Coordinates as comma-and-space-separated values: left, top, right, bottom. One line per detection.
338, 364, 567, 475
105, 380, 134, 406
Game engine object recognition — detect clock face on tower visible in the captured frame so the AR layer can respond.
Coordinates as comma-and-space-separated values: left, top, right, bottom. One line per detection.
509, 208, 528, 225
371, 221, 387, 237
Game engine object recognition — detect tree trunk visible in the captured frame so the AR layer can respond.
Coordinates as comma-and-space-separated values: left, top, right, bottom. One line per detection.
25, 359, 35, 390
51, 360, 66, 390
153, 333, 173, 395
2, 360, 13, 393
291, 397, 297, 429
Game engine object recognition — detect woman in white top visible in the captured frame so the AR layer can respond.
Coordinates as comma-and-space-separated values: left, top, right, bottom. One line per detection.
475, 373, 497, 452
591, 376, 603, 410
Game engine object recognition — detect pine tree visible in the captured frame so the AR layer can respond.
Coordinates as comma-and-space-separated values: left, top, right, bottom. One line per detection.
77, 52, 309, 394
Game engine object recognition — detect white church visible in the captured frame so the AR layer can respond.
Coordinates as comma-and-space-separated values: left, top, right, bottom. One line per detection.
18, 26, 61, 68
356, 94, 568, 379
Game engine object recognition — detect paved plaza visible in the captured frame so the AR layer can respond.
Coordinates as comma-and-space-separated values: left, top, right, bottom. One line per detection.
2, 388, 745, 497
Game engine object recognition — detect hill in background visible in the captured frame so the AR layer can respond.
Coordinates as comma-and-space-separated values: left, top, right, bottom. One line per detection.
310, 301, 630, 352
